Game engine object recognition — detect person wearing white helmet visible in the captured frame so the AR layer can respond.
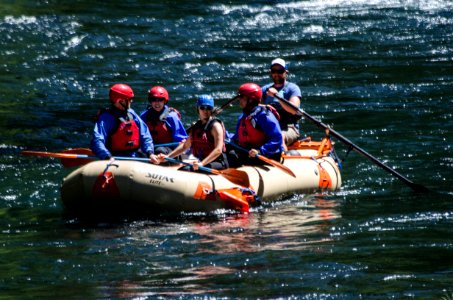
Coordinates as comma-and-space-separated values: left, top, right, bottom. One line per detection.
90, 83, 159, 164
261, 58, 302, 150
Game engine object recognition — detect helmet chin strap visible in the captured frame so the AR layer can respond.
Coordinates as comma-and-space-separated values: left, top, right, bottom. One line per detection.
120, 101, 128, 110
122, 99, 133, 110
113, 99, 131, 111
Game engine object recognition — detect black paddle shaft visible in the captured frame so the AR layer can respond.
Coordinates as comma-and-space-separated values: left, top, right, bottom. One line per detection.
275, 94, 430, 192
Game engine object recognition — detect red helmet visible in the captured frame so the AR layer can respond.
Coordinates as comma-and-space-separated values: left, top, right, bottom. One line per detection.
148, 86, 169, 103
109, 84, 134, 103
238, 83, 262, 103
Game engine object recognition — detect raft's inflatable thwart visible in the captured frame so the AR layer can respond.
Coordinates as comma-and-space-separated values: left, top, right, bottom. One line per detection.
61, 138, 341, 214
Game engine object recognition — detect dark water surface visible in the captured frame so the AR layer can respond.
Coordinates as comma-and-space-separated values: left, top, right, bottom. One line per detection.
1, 1, 452, 299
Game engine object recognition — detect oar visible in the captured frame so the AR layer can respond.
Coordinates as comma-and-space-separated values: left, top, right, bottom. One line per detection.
212, 95, 240, 117
21, 149, 250, 187
154, 142, 180, 148
59, 143, 179, 166
21, 149, 153, 166
58, 148, 96, 167
273, 94, 430, 192
226, 141, 296, 178
164, 157, 250, 187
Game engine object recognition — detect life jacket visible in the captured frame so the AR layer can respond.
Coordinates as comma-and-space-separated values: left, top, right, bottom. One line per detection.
237, 105, 278, 149
145, 106, 180, 144
99, 108, 140, 152
190, 118, 225, 160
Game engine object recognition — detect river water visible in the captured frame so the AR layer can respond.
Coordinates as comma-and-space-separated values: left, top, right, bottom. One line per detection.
1, 1, 452, 299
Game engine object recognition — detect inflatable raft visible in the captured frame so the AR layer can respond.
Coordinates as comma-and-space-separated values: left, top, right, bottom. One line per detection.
61, 138, 342, 215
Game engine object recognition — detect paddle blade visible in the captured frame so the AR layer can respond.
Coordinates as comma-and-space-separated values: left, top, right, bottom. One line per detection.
220, 169, 250, 187
257, 155, 296, 178
21, 150, 84, 161
61, 148, 96, 168
21, 148, 97, 168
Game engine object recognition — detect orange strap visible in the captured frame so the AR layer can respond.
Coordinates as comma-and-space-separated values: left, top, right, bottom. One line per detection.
318, 164, 333, 189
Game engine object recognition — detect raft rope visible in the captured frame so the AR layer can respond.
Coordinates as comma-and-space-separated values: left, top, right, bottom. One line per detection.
239, 187, 261, 207
330, 145, 343, 170
336, 144, 354, 169
101, 161, 119, 188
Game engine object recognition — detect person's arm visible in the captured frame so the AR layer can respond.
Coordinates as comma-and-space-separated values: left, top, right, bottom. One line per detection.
160, 136, 191, 162
90, 113, 114, 160
133, 111, 160, 164
167, 112, 188, 142
139, 109, 148, 123
257, 113, 283, 158
134, 111, 154, 156
285, 83, 301, 112
267, 83, 301, 114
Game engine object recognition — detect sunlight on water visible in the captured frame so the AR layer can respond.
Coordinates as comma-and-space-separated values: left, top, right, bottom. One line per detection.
0, 1, 452, 298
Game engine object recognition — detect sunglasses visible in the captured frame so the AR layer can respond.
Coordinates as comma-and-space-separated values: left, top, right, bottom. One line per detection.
198, 105, 213, 111
271, 68, 286, 74
149, 97, 165, 103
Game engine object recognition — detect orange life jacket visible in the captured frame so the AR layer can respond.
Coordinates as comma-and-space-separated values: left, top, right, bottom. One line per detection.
145, 107, 181, 144
110, 113, 140, 152
237, 105, 278, 149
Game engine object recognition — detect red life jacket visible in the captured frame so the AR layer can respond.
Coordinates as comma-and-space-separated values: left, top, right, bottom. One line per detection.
191, 118, 225, 160
237, 105, 278, 149
145, 107, 178, 144
110, 113, 140, 152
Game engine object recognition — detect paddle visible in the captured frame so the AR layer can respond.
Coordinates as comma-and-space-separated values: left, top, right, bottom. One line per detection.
21, 149, 250, 187
23, 144, 178, 168
164, 157, 250, 187
273, 94, 430, 192
58, 148, 96, 167
226, 141, 296, 178
21, 149, 154, 166
155, 142, 180, 148
212, 95, 240, 117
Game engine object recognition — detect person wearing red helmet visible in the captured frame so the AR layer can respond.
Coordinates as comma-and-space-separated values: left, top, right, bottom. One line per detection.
90, 83, 159, 163
261, 58, 302, 150
157, 95, 229, 172
140, 86, 188, 155
228, 83, 283, 167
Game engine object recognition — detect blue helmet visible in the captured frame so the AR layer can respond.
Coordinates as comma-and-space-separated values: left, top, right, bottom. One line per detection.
197, 94, 214, 108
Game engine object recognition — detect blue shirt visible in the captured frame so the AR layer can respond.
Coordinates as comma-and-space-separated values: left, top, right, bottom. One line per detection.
261, 81, 301, 105
232, 105, 283, 158
262, 81, 302, 129
140, 106, 188, 143
90, 107, 154, 159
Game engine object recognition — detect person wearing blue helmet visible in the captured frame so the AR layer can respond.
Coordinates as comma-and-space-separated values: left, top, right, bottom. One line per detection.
157, 95, 228, 171
261, 58, 302, 150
